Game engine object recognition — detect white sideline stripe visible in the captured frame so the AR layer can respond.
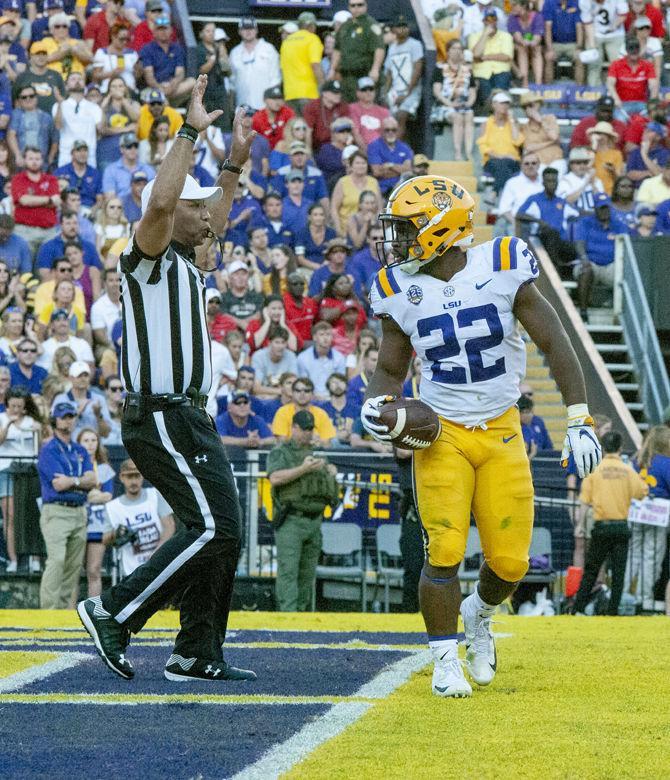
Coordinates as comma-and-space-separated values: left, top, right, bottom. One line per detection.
0, 697, 349, 707
231, 650, 430, 780
115, 411, 216, 623
0, 639, 417, 652
0, 652, 90, 693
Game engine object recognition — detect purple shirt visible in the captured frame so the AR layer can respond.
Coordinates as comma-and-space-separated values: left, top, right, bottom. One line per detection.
139, 41, 185, 83
507, 11, 545, 37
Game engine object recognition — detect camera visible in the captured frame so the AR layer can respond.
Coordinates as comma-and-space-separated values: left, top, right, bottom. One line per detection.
113, 526, 139, 548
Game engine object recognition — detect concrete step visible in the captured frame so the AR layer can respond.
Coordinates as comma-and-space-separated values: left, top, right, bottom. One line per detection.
534, 404, 567, 418
523, 378, 557, 392
525, 366, 551, 379
526, 353, 545, 367
534, 391, 562, 404
429, 160, 474, 178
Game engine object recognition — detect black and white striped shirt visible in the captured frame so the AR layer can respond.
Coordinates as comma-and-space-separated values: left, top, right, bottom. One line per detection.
120, 237, 212, 396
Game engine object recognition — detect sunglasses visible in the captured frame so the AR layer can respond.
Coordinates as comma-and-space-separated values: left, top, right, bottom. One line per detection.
232, 399, 250, 405
108, 204, 122, 209
383, 127, 398, 132
19, 347, 37, 353
522, 161, 539, 166
109, 386, 123, 392
123, 142, 139, 148
349, 2, 365, 6
19, 93, 36, 99
294, 387, 311, 393
53, 23, 68, 28
359, 86, 375, 92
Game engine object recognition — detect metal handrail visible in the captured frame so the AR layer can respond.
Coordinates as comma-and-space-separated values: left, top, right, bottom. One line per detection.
616, 235, 670, 424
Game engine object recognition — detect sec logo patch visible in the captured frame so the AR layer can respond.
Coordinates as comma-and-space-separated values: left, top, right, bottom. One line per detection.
443, 285, 455, 297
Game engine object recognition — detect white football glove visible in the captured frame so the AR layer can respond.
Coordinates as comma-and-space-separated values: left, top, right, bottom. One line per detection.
561, 403, 602, 479
360, 395, 395, 441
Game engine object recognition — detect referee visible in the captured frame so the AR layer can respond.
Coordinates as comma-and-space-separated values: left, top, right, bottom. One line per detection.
77, 76, 256, 683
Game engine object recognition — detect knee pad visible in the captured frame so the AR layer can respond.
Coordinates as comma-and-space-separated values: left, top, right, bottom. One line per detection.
488, 555, 529, 583
426, 533, 466, 569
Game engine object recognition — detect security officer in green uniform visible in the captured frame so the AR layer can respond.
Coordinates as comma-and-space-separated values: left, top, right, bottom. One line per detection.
267, 410, 340, 611
329, 0, 385, 101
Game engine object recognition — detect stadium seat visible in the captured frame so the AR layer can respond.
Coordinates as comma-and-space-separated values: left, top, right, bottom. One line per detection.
314, 522, 367, 612
524, 527, 557, 588
459, 526, 483, 586
375, 524, 403, 613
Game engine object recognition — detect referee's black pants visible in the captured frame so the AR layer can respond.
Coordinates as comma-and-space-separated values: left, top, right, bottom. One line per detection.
101, 405, 242, 661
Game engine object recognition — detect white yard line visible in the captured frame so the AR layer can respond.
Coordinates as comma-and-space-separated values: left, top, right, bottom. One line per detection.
0, 652, 90, 692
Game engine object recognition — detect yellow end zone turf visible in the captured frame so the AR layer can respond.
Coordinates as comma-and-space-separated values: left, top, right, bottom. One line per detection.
0, 651, 59, 677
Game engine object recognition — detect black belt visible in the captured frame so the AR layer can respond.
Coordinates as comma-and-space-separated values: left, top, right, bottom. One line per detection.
48, 501, 84, 508
124, 391, 208, 414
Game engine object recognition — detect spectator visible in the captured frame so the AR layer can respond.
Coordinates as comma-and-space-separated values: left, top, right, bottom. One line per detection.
53, 72, 102, 168
3, 0, 30, 50
621, 15, 663, 79
14, 41, 64, 114
101, 458, 175, 579
296, 321, 346, 399
587, 121, 624, 195
345, 189, 380, 251
278, 170, 312, 236
59, 187, 96, 246
219, 258, 264, 331
495, 151, 543, 235
631, 204, 662, 236
574, 191, 628, 318
246, 294, 300, 354
249, 194, 293, 250
90, 268, 121, 356
308, 237, 355, 298
11, 147, 59, 257
121, 169, 148, 224
271, 376, 337, 445
96, 76, 140, 169
316, 272, 367, 332
267, 409, 339, 611
42, 12, 93, 79
516, 166, 578, 276
430, 39, 476, 161
477, 91, 523, 194
518, 394, 552, 456
204, 288, 237, 345
402, 353, 421, 397
38, 305, 94, 371
37, 399, 95, 609
557, 146, 604, 211
321, 29, 336, 77
580, 0, 628, 87
626, 121, 669, 186
76, 426, 114, 597
0, 307, 25, 359
636, 157, 670, 205
0, 262, 27, 315
196, 23, 231, 131
317, 371, 356, 447
91, 21, 138, 91
272, 143, 329, 209
367, 116, 412, 196
131, 0, 174, 52
83, 0, 126, 53
102, 131, 155, 198
520, 92, 562, 170
468, 7, 513, 108
262, 244, 297, 295
346, 345, 377, 412
229, 16, 281, 111
350, 413, 393, 453
347, 76, 389, 152
332, 152, 382, 237
383, 15, 424, 139
136, 87, 182, 141
252, 86, 295, 150
507, 0, 544, 88
35, 278, 86, 338
36, 210, 100, 281
623, 98, 670, 152
33, 258, 85, 322
269, 116, 313, 175
216, 389, 275, 449
543, 0, 583, 84
606, 37, 658, 122
247, 225, 272, 276
94, 197, 129, 256
294, 203, 336, 270
303, 79, 350, 150
316, 117, 354, 188
140, 16, 195, 106
461, 0, 507, 40
280, 11, 324, 114
10, 336, 47, 393
283, 271, 318, 344
329, 0, 384, 102
54, 140, 103, 213
348, 221, 383, 298
572, 430, 647, 616
64, 239, 101, 314
53, 360, 111, 438
624, 0, 665, 38
7, 84, 58, 168
610, 174, 638, 229
0, 386, 42, 573
251, 326, 298, 395
0, 214, 31, 274
571, 94, 626, 151
100, 376, 123, 445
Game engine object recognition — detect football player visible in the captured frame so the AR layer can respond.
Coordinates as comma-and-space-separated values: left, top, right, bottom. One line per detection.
361, 176, 602, 697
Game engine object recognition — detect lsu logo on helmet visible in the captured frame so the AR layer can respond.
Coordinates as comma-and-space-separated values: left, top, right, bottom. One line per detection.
377, 175, 475, 275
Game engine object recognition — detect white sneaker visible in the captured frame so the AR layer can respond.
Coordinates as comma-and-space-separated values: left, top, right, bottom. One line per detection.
5, 560, 17, 573
431, 647, 472, 698
460, 593, 497, 686
29, 556, 41, 574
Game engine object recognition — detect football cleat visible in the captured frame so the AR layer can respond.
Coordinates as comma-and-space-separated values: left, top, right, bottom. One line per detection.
164, 655, 257, 682
460, 593, 497, 686
77, 597, 134, 680
431, 647, 472, 698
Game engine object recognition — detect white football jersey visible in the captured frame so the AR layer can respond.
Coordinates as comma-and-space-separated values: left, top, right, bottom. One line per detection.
369, 237, 539, 427
578, 0, 628, 39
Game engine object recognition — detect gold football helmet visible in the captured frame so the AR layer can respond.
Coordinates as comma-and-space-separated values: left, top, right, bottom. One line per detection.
377, 175, 475, 274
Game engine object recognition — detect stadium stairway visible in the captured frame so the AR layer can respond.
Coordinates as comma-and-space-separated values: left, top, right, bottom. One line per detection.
523, 334, 567, 445
428, 160, 493, 244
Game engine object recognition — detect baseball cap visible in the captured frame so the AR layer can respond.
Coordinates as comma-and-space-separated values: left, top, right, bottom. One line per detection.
3, 0, 22, 11
228, 258, 249, 275
69, 360, 91, 377
71, 139, 88, 150
154, 16, 170, 27
342, 144, 359, 162
491, 91, 510, 104
50, 307, 69, 321
392, 14, 409, 27
569, 146, 592, 162
145, 0, 163, 10
297, 11, 317, 26
332, 9, 351, 24
141, 173, 222, 215
637, 205, 658, 216
264, 85, 283, 100
146, 88, 165, 103
120, 132, 138, 147
205, 288, 221, 303
281, 21, 298, 34
324, 237, 349, 254
51, 400, 77, 418
44, 0, 64, 9
232, 390, 251, 403
357, 76, 375, 90
30, 40, 49, 54
85, 84, 101, 95
289, 140, 307, 154
238, 16, 257, 29
214, 27, 228, 41
597, 95, 615, 108
292, 410, 315, 430
646, 120, 667, 137
131, 170, 149, 183
483, 7, 497, 17
593, 192, 611, 208
286, 168, 304, 181
119, 458, 141, 475
634, 15, 652, 28
413, 153, 430, 167
322, 79, 341, 94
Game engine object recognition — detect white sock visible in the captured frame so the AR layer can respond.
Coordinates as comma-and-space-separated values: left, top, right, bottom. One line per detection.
428, 638, 458, 662
473, 586, 496, 614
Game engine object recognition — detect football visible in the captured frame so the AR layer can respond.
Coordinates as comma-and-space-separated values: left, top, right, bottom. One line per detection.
378, 397, 441, 450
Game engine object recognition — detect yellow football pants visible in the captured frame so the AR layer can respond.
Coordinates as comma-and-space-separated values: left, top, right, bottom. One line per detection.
413, 406, 534, 582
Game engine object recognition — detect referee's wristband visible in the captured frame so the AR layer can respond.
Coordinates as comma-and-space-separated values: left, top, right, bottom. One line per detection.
222, 158, 243, 175
176, 122, 199, 144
